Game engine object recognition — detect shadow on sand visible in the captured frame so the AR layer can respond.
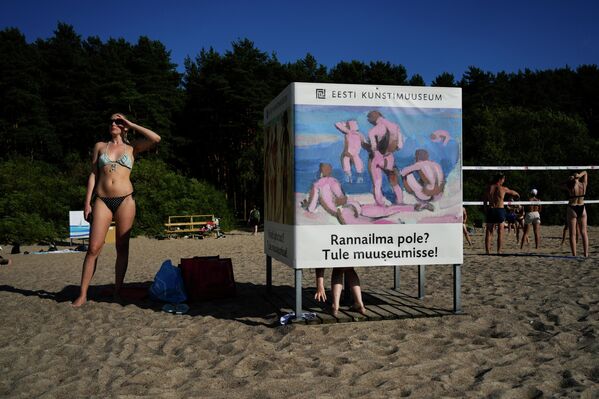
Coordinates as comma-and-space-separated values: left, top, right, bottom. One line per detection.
0, 282, 281, 327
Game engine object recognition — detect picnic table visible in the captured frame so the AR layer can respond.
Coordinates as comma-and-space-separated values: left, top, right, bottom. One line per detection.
164, 214, 215, 238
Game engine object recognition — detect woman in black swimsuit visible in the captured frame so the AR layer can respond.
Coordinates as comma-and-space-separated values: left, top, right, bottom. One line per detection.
72, 113, 161, 307
566, 171, 589, 257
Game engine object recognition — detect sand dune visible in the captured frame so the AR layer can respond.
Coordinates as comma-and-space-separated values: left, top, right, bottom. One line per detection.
0, 225, 597, 398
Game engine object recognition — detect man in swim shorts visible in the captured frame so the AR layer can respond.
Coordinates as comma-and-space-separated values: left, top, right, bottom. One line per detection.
483, 173, 519, 254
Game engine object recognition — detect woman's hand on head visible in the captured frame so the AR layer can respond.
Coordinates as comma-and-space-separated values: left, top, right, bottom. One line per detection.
114, 113, 133, 129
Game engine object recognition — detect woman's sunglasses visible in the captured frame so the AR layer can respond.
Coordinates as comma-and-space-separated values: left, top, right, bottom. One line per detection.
110, 119, 125, 126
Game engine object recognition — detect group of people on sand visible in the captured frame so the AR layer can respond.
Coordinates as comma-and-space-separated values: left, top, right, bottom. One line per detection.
70, 109, 449, 315
71, 110, 589, 316
479, 172, 589, 258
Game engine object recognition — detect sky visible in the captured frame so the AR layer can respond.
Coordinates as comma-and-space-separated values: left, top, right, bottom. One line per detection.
1, 0, 598, 84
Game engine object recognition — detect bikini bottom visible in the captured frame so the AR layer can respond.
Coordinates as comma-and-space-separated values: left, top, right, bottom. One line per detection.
569, 204, 585, 219
95, 192, 134, 214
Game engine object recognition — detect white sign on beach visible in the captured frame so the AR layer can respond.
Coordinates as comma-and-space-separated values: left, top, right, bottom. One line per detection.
69, 210, 90, 239
264, 82, 463, 269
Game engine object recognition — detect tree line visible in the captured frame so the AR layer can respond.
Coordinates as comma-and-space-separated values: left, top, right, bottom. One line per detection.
1, 23, 598, 242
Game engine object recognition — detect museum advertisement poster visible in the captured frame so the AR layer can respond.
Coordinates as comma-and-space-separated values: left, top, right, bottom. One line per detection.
265, 83, 462, 269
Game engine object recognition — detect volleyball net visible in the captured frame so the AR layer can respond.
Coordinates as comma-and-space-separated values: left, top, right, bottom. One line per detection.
463, 165, 598, 206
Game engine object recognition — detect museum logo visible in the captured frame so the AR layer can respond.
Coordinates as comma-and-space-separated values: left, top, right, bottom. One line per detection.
315, 88, 326, 99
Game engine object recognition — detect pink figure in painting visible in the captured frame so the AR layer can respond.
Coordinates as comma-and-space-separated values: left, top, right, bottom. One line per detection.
400, 149, 445, 211
301, 163, 347, 216
301, 163, 410, 225
430, 129, 451, 146
335, 120, 365, 183
364, 111, 404, 206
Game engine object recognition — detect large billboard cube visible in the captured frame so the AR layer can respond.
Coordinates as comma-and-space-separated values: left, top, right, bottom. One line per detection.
264, 83, 462, 269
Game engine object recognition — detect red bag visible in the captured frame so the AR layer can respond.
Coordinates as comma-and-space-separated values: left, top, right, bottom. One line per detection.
179, 256, 236, 302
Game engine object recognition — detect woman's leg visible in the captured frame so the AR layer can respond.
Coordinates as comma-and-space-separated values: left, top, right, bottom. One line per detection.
579, 210, 589, 257
345, 268, 366, 314
567, 208, 577, 256
72, 200, 113, 307
533, 223, 541, 249
520, 221, 527, 243
561, 224, 568, 246
463, 224, 472, 245
113, 195, 136, 297
520, 224, 530, 249
330, 268, 345, 315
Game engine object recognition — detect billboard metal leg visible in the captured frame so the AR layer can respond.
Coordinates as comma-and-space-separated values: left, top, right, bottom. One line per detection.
453, 264, 462, 314
393, 266, 400, 291
295, 268, 303, 319
418, 265, 425, 300
266, 256, 272, 293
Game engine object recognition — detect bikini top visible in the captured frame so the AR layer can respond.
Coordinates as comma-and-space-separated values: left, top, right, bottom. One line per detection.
97, 142, 133, 170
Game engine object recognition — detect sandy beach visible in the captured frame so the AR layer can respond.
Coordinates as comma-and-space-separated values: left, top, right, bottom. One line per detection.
0, 225, 598, 398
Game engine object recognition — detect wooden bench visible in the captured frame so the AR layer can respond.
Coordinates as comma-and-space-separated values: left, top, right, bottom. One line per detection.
164, 214, 215, 238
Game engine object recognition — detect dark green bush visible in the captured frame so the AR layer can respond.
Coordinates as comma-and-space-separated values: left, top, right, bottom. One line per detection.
132, 158, 235, 235
0, 157, 235, 243
0, 158, 83, 243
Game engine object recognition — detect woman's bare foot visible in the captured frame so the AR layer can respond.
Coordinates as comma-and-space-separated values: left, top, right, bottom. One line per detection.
351, 304, 367, 315
71, 296, 87, 307
330, 306, 339, 317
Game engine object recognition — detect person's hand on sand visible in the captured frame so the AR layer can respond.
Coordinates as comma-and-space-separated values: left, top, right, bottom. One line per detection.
314, 286, 327, 302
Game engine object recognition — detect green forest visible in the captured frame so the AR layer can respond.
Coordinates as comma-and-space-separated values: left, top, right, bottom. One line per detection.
1, 23, 598, 243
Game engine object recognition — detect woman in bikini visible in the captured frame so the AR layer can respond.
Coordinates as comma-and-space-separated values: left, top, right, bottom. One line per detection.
72, 113, 160, 306
566, 171, 589, 257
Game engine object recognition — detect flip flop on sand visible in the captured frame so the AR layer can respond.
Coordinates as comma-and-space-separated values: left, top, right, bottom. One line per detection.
162, 303, 176, 314
302, 312, 317, 321
175, 304, 189, 315
279, 312, 295, 325
279, 311, 317, 325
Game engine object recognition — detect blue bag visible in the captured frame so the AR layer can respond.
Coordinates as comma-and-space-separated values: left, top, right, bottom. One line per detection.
149, 260, 187, 303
